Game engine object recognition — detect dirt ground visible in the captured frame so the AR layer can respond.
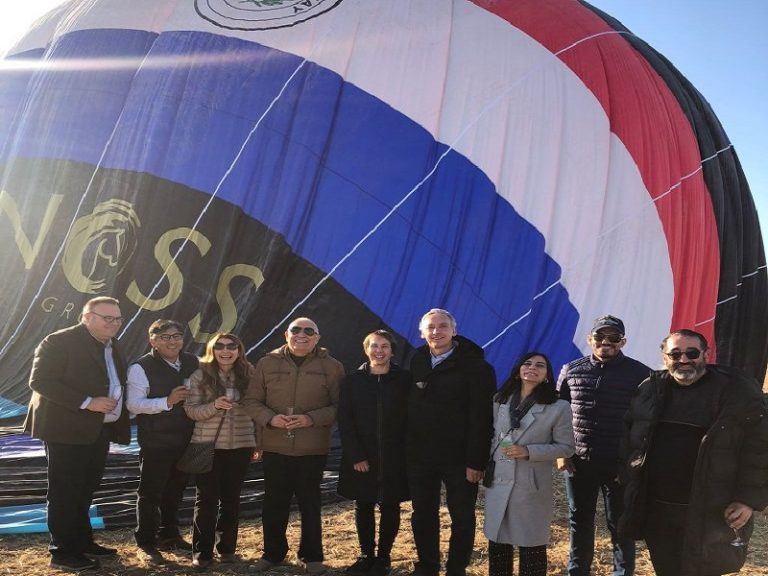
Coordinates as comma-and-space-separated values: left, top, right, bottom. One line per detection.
1, 472, 766, 576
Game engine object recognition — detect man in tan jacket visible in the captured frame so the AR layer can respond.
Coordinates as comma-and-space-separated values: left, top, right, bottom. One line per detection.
247, 317, 344, 575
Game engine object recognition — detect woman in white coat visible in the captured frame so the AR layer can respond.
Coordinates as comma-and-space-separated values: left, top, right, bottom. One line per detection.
483, 352, 575, 576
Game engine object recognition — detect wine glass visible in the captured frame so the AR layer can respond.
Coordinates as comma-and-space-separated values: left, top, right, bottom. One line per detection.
286, 406, 295, 438
730, 527, 746, 547
499, 432, 514, 460
225, 387, 240, 405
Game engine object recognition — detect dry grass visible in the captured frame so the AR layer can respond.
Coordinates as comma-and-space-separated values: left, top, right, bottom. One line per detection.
1, 473, 766, 575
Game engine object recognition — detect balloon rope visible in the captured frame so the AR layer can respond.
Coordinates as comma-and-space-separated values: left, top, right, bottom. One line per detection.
118, 57, 310, 338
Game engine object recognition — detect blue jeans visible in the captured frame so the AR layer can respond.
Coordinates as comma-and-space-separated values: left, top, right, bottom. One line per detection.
565, 457, 634, 576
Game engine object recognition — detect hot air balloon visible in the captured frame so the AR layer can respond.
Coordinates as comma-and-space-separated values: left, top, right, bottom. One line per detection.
0, 0, 764, 531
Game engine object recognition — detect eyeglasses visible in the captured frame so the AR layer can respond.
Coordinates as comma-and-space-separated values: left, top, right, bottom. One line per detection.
591, 333, 623, 344
289, 326, 317, 336
213, 342, 239, 351
88, 311, 123, 324
664, 348, 703, 361
155, 333, 184, 342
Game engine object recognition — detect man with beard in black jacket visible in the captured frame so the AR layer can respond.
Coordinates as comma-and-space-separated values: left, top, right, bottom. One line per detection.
407, 309, 496, 576
619, 329, 768, 576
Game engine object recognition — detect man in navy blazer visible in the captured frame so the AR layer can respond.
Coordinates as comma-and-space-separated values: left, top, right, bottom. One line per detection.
25, 296, 131, 572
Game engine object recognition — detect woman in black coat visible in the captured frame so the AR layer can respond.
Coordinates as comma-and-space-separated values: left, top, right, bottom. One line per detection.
338, 330, 410, 576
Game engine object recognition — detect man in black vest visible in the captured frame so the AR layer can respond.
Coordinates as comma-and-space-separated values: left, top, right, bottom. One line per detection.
126, 319, 199, 564
556, 315, 649, 576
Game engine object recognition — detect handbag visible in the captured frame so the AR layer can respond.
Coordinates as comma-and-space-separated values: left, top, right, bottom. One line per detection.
482, 459, 496, 488
177, 414, 226, 474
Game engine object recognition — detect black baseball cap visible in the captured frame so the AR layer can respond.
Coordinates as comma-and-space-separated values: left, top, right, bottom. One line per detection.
591, 315, 625, 335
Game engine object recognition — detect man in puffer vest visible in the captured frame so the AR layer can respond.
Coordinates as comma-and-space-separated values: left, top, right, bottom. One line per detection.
127, 319, 199, 565
556, 315, 649, 576
619, 329, 768, 576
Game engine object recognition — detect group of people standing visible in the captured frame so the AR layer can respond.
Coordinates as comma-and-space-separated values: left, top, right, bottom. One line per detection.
23, 298, 768, 576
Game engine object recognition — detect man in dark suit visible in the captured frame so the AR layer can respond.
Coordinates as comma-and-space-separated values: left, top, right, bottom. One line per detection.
406, 308, 496, 576
25, 296, 131, 572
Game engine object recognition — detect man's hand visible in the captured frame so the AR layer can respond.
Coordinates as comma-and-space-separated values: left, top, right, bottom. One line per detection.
166, 385, 189, 407
269, 414, 292, 428
353, 460, 370, 472
724, 502, 753, 530
557, 457, 576, 473
286, 414, 313, 429
466, 467, 483, 484
86, 397, 118, 413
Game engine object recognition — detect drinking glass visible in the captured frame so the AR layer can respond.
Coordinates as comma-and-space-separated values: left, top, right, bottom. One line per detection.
499, 433, 514, 460
286, 406, 295, 438
730, 527, 746, 547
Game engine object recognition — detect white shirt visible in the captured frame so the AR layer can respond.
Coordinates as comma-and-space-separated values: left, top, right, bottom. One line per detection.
103, 342, 123, 423
126, 358, 182, 415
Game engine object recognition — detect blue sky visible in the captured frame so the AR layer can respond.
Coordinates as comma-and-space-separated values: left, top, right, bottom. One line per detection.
588, 0, 768, 244
3, 1, 767, 243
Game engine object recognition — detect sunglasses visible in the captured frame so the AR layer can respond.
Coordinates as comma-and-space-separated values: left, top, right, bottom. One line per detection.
665, 348, 702, 361
510, 408, 523, 430
289, 326, 317, 336
155, 333, 184, 342
591, 333, 623, 344
213, 342, 239, 351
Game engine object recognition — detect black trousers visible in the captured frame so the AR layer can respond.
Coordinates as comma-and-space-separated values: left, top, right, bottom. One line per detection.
354, 500, 401, 560
45, 426, 111, 555
644, 500, 688, 576
261, 452, 327, 563
488, 540, 547, 576
135, 445, 189, 545
408, 463, 479, 576
192, 447, 253, 560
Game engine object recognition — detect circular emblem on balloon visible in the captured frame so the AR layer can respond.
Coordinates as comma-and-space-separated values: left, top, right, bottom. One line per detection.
195, 0, 345, 31
62, 199, 141, 294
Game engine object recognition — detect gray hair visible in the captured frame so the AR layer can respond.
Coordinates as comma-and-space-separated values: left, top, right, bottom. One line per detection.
419, 308, 457, 331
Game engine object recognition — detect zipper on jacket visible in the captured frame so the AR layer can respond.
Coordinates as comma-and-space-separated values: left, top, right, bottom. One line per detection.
377, 374, 384, 502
